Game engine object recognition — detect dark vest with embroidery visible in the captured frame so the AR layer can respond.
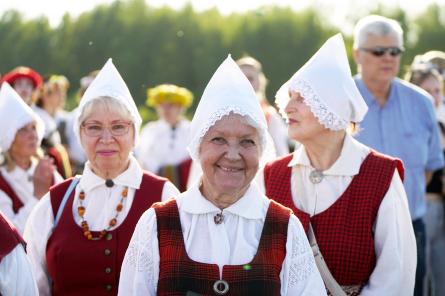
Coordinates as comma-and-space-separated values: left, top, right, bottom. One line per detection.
153, 199, 291, 295
46, 172, 166, 296
0, 172, 23, 213
264, 150, 404, 286
0, 211, 25, 263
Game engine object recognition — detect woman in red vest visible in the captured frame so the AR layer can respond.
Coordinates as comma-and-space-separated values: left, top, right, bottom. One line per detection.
261, 34, 416, 295
23, 59, 179, 296
0, 210, 38, 295
0, 82, 60, 234
119, 56, 326, 295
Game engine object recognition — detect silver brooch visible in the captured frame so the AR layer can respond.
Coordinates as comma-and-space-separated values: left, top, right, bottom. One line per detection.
214, 212, 224, 224
309, 170, 324, 184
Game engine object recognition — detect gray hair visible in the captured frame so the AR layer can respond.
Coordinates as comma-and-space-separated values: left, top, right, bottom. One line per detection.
353, 15, 404, 49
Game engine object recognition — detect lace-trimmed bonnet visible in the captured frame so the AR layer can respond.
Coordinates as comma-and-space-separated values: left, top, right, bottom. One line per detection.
74, 58, 142, 146
0, 82, 44, 151
188, 55, 275, 166
275, 34, 368, 131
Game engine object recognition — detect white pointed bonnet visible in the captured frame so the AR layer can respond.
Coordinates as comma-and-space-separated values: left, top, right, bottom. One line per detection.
276, 33, 368, 130
0, 82, 44, 151
188, 55, 275, 165
74, 58, 142, 146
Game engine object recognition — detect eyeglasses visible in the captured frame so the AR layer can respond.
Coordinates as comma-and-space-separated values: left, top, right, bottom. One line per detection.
81, 121, 132, 137
360, 47, 404, 57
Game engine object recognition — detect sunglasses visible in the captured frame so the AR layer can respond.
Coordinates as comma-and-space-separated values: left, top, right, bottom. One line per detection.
360, 47, 404, 57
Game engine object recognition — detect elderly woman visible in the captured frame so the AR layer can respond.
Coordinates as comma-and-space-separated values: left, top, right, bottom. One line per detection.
0, 82, 60, 234
405, 58, 445, 296
0, 210, 38, 295
137, 84, 193, 192
24, 59, 179, 296
119, 56, 325, 295
262, 34, 417, 295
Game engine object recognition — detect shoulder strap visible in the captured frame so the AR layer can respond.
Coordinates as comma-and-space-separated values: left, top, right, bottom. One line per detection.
53, 175, 80, 228
308, 223, 346, 296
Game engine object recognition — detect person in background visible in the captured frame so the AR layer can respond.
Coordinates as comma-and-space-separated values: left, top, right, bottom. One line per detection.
0, 210, 38, 295
262, 34, 416, 295
137, 84, 193, 192
119, 55, 326, 295
405, 54, 445, 296
352, 15, 444, 296
24, 59, 179, 296
34, 75, 72, 179
0, 82, 61, 234
237, 56, 290, 156
1, 66, 42, 106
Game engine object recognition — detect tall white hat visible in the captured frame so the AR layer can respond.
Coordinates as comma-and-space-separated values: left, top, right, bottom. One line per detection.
0, 82, 44, 151
73, 58, 142, 146
188, 55, 275, 166
276, 33, 368, 130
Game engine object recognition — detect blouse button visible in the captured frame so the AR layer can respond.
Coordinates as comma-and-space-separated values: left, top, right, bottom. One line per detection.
105, 267, 112, 274
104, 248, 111, 256
105, 284, 112, 291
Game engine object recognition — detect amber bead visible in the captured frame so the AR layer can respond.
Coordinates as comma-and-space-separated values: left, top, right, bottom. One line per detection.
122, 188, 128, 197
109, 218, 117, 227
78, 206, 85, 217
116, 203, 123, 212
79, 192, 85, 200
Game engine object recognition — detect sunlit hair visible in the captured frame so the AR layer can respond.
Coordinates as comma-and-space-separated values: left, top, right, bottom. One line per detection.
198, 112, 264, 158
236, 56, 268, 98
405, 57, 444, 92
77, 96, 134, 134
353, 15, 404, 49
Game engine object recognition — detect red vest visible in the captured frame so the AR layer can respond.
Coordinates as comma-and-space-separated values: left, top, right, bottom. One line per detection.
153, 198, 291, 296
46, 172, 166, 296
0, 172, 23, 213
264, 150, 404, 286
0, 211, 25, 263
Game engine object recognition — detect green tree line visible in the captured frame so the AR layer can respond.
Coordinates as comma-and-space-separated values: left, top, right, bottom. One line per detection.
0, 0, 444, 121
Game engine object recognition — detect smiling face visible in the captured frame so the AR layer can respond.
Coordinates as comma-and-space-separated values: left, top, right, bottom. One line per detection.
284, 90, 327, 143
79, 100, 135, 179
9, 122, 39, 162
199, 113, 261, 205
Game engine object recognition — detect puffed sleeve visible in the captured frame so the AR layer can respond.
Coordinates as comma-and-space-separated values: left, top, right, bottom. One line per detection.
280, 214, 327, 295
23, 193, 55, 296
0, 244, 38, 296
360, 170, 416, 295
118, 208, 160, 296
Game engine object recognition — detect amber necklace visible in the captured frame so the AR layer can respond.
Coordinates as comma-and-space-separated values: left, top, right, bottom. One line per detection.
77, 186, 129, 240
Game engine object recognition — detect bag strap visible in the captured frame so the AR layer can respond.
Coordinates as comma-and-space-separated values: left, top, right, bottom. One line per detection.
308, 223, 347, 296
53, 175, 80, 228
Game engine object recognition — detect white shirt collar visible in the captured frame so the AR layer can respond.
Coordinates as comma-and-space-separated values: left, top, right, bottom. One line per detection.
180, 182, 268, 220
288, 134, 370, 176
79, 155, 143, 191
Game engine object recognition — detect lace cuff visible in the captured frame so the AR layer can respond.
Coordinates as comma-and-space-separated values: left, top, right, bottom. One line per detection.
289, 79, 348, 131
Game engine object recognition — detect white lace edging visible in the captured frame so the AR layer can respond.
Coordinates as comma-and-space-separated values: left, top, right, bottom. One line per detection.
187, 106, 275, 167
287, 229, 316, 287
289, 79, 348, 131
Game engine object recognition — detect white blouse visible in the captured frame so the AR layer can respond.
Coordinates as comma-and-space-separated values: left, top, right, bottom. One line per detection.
0, 244, 38, 296
0, 159, 63, 234
136, 119, 191, 173
118, 183, 327, 296
258, 134, 417, 295
23, 156, 179, 296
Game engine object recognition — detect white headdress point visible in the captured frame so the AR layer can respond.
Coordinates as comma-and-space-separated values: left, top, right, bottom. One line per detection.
74, 58, 142, 146
188, 55, 274, 164
0, 82, 44, 151
276, 34, 368, 130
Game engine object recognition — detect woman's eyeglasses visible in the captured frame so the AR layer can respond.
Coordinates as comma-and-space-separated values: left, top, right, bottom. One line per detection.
360, 47, 404, 57
81, 122, 132, 137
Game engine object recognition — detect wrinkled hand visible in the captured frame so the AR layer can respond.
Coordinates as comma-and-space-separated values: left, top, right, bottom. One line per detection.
33, 157, 56, 199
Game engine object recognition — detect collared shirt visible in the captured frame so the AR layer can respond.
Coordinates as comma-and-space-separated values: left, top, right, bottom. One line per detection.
136, 118, 191, 173
258, 134, 417, 295
118, 183, 327, 296
0, 159, 63, 234
23, 156, 179, 296
354, 76, 444, 220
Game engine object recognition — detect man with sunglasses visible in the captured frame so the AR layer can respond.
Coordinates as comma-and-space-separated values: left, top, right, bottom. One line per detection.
353, 15, 444, 296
